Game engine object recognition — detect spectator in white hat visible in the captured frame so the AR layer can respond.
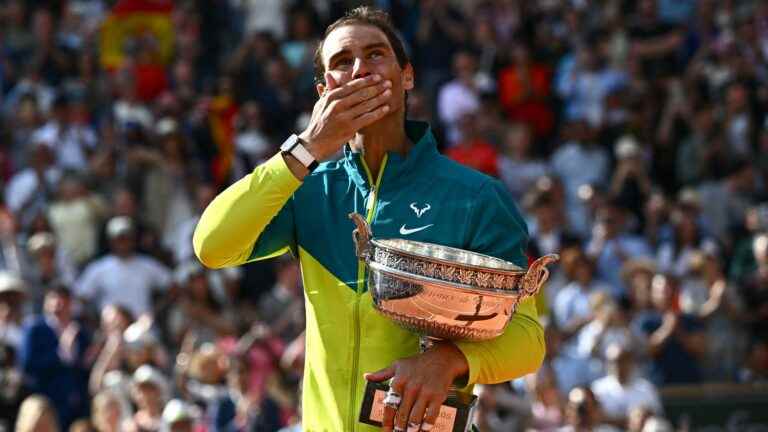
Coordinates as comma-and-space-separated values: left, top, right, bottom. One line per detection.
91, 389, 132, 432
127, 365, 169, 432
76, 216, 173, 317
0, 271, 27, 354
0, 271, 28, 430
609, 135, 651, 220
161, 399, 198, 432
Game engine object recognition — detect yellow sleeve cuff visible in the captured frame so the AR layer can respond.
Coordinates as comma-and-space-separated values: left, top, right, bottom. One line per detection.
453, 296, 545, 391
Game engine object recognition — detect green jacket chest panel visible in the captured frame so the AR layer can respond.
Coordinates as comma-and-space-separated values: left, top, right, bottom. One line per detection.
291, 120, 528, 294
293, 159, 477, 293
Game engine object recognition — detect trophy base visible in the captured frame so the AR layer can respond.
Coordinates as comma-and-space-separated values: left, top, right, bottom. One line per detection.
359, 380, 477, 432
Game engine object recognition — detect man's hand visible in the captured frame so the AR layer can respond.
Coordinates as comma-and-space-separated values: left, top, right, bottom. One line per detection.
365, 342, 469, 432
299, 72, 393, 161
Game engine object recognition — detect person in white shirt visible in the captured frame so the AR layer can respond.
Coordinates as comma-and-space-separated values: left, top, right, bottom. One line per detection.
550, 120, 610, 236
498, 123, 550, 201
4, 142, 61, 228
46, 175, 106, 267
586, 200, 653, 297
552, 251, 611, 342
591, 344, 662, 426
30, 95, 97, 173
437, 51, 481, 145
576, 300, 641, 366
76, 216, 172, 318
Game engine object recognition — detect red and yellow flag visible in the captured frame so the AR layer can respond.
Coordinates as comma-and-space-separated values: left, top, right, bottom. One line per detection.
99, 0, 174, 69
209, 95, 239, 186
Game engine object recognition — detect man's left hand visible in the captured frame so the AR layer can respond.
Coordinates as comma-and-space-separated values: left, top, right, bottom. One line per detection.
364, 342, 469, 432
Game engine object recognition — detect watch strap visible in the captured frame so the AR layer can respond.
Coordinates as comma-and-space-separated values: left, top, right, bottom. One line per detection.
282, 134, 318, 172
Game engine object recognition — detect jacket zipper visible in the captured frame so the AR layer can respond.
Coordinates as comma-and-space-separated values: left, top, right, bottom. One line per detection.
349, 154, 388, 431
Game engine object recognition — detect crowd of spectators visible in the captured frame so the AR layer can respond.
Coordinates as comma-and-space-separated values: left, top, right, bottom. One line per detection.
0, 0, 766, 431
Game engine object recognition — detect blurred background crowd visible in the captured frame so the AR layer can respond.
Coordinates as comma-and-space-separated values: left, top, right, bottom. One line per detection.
0, 0, 767, 431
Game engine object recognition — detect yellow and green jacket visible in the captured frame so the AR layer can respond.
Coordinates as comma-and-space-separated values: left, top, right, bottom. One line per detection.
193, 121, 545, 431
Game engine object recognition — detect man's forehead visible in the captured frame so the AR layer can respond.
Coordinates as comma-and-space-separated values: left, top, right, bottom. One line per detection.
322, 24, 392, 62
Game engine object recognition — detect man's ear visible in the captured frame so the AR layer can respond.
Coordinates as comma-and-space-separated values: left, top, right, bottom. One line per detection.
402, 63, 415, 91
316, 82, 326, 97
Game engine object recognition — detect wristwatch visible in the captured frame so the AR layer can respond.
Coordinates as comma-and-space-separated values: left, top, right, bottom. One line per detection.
280, 134, 318, 172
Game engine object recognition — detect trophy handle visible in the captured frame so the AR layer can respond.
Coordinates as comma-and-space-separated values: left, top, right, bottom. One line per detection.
349, 213, 373, 261
519, 254, 559, 300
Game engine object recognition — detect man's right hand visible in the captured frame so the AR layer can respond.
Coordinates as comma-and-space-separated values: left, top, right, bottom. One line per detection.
299, 72, 393, 162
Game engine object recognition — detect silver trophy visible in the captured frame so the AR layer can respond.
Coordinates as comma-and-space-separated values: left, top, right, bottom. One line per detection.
351, 213, 558, 432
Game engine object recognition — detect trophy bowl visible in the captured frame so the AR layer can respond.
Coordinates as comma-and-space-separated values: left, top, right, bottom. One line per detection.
351, 213, 558, 341
350, 213, 558, 431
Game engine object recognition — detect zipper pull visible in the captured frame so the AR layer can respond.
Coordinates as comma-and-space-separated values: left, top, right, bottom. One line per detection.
366, 187, 376, 213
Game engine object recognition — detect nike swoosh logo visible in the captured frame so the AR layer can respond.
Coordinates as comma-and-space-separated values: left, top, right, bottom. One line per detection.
399, 224, 433, 235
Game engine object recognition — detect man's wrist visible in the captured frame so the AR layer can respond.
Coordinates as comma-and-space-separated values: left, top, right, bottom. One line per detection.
282, 152, 309, 181
297, 131, 323, 161
281, 133, 321, 180
431, 341, 469, 381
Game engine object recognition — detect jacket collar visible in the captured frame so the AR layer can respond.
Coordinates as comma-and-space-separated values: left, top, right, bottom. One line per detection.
342, 120, 438, 192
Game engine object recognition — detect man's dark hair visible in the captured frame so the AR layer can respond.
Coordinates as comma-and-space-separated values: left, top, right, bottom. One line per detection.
47, 284, 72, 298
313, 7, 410, 85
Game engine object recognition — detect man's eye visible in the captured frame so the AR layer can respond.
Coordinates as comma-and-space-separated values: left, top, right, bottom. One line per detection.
336, 58, 353, 67
369, 51, 383, 59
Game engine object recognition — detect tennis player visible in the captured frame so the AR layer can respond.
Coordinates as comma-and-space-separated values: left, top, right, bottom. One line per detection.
194, 7, 544, 431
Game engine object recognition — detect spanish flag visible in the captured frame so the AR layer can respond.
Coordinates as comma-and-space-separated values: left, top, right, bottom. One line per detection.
99, 0, 174, 70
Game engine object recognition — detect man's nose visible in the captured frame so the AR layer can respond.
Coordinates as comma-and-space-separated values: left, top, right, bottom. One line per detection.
352, 57, 372, 80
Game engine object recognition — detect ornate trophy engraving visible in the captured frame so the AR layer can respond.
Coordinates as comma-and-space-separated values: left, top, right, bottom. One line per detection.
350, 213, 558, 431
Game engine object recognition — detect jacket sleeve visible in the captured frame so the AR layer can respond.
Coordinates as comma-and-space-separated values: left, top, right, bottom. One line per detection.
454, 179, 545, 386
193, 154, 301, 269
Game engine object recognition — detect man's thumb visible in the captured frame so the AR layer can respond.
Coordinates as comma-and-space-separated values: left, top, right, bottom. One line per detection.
364, 366, 395, 382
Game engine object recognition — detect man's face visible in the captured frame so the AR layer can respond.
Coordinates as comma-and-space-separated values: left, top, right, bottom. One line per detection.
110, 233, 136, 256
651, 275, 672, 310
44, 292, 71, 323
453, 52, 476, 81
134, 382, 163, 409
319, 24, 413, 119
535, 204, 557, 230
597, 206, 623, 238
169, 420, 194, 432
0, 292, 23, 320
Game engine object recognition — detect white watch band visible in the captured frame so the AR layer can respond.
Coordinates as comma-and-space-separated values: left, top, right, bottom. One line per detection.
290, 140, 316, 168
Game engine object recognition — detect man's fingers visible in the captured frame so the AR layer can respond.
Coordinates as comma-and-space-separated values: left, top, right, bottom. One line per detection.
326, 74, 381, 100
324, 72, 338, 91
395, 384, 419, 432
381, 404, 396, 432
363, 365, 395, 382
406, 396, 429, 432
345, 88, 392, 118
421, 399, 443, 431
341, 80, 392, 108
350, 104, 390, 130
